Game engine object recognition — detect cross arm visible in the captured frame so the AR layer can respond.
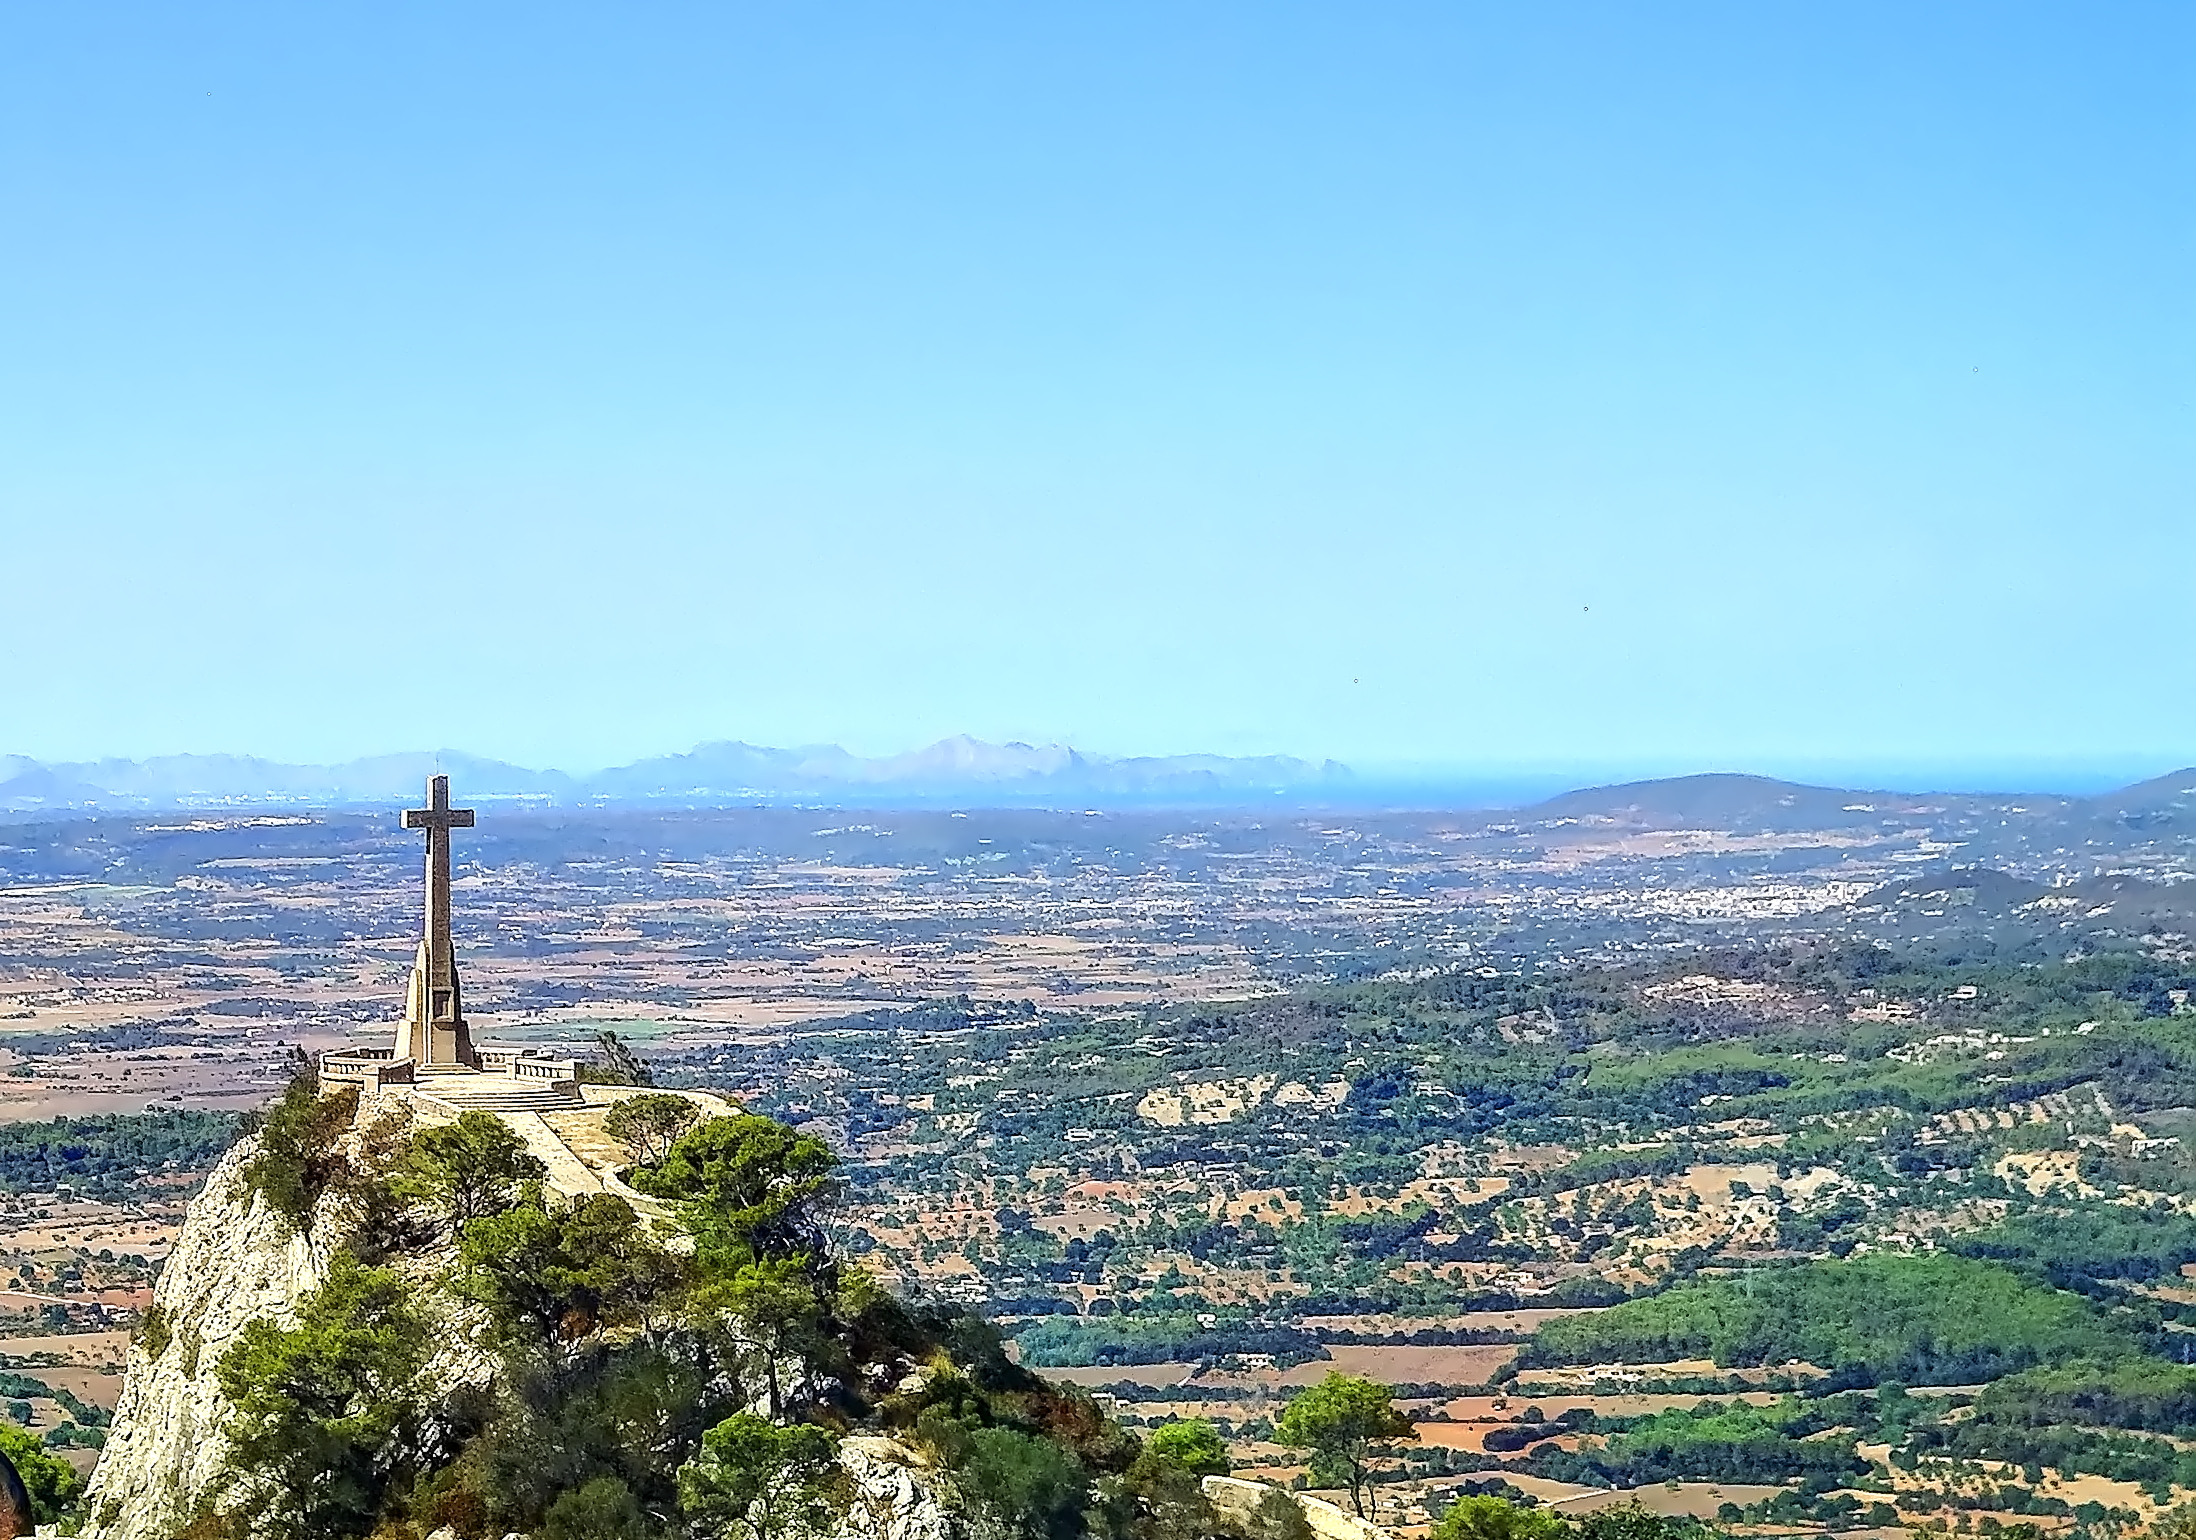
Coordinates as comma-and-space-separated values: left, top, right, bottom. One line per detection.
402, 808, 477, 829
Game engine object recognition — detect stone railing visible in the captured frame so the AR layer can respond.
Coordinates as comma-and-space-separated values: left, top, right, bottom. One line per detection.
319, 1051, 415, 1090
512, 1055, 579, 1083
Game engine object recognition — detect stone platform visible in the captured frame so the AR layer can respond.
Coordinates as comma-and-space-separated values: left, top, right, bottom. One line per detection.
319, 1045, 585, 1113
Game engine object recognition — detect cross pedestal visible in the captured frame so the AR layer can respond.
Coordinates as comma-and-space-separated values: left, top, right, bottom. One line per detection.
392, 775, 480, 1073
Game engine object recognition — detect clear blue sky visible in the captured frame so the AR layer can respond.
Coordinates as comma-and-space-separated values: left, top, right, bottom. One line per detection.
2, 3, 2188, 785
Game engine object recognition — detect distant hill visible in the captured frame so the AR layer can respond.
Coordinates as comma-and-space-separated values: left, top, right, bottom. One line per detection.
2079, 766, 2196, 827
0, 737, 1351, 815
1522, 773, 1951, 832
1517, 771, 2131, 833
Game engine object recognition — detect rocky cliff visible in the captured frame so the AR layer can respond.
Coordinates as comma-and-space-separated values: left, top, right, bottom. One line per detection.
77, 1125, 979, 1540
79, 1139, 330, 1539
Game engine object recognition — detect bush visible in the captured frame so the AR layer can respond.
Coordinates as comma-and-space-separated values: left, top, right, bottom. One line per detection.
540, 1475, 652, 1540
1141, 1419, 1231, 1478
240, 1064, 359, 1233
677, 1412, 840, 1540
1432, 1494, 1567, 1540
960, 1426, 1090, 1540
0, 1422, 83, 1524
393, 1110, 547, 1232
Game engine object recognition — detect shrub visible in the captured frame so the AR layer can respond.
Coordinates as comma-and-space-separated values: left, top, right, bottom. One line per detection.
0, 1423, 84, 1526
1141, 1418, 1231, 1478
959, 1426, 1089, 1540
603, 1093, 702, 1167
137, 1301, 173, 1360
240, 1062, 359, 1233
214, 1255, 435, 1540
393, 1110, 547, 1232
541, 1475, 652, 1540
677, 1412, 840, 1540
1432, 1495, 1567, 1540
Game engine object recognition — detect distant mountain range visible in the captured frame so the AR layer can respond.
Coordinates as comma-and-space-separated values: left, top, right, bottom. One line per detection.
0, 737, 1354, 814
4, 744, 2192, 824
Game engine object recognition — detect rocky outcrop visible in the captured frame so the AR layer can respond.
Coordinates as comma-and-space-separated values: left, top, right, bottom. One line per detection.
78, 1110, 966, 1540
78, 1118, 499, 1540
78, 1139, 331, 1540
825, 1436, 1002, 1540
1202, 1477, 1385, 1540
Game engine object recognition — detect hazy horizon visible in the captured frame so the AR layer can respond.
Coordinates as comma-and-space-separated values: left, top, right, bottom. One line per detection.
5, 731, 2188, 805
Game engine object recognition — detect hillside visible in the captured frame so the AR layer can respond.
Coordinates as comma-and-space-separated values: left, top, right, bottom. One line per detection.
76, 1075, 1260, 1540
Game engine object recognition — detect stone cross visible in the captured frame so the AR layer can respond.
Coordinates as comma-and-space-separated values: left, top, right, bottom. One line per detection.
394, 775, 479, 1071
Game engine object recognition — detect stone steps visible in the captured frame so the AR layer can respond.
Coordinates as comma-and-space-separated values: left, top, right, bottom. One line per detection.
413, 1079, 584, 1114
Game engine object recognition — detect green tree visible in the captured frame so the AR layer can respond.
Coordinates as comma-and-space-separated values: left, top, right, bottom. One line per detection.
677, 1412, 839, 1540
394, 1111, 547, 1232
240, 1059, 359, 1233
1274, 1373, 1417, 1518
1574, 1501, 1705, 1540
0, 1423, 84, 1525
1434, 1495, 1569, 1540
603, 1093, 703, 1168
1124, 1421, 1228, 1540
540, 1475, 652, 1540
1140, 1419, 1231, 1478
213, 1255, 433, 1540
709, 1259, 828, 1419
460, 1190, 686, 1360
958, 1426, 1089, 1540
634, 1115, 837, 1263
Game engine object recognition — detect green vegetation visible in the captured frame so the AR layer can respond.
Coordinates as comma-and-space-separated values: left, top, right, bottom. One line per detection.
1013, 1312, 1325, 1369
1951, 1206, 2196, 1296
240, 1057, 360, 1231
632, 1111, 838, 1264
0, 1108, 240, 1200
138, 1300, 174, 1360
0, 1422, 85, 1525
1432, 1493, 1568, 1540
391, 1110, 547, 1231
601, 1092, 701, 1166
214, 1256, 435, 1540
198, 1093, 1286, 1540
1139, 1419, 1231, 1478
675, 1413, 840, 1540
131, 944, 2196, 1538
1274, 1372, 1417, 1517
1977, 1355, 2196, 1434
1524, 1252, 2134, 1385
1538, 1398, 1864, 1486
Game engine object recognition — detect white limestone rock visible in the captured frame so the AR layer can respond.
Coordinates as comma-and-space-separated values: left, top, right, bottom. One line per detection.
78, 1120, 497, 1540
78, 1138, 329, 1540
821, 1436, 1002, 1540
